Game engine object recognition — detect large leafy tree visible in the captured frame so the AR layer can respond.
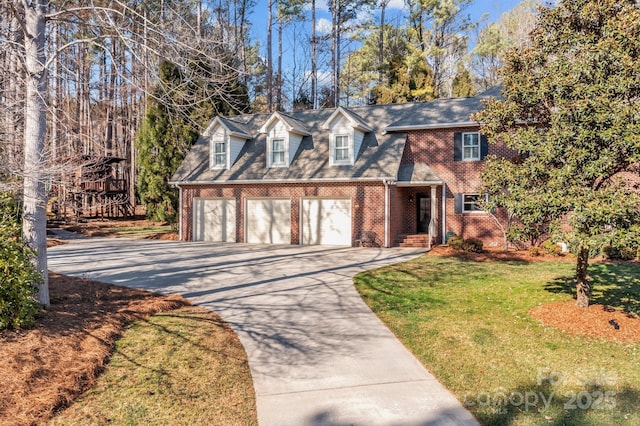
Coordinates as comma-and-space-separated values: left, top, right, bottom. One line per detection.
475, 0, 640, 308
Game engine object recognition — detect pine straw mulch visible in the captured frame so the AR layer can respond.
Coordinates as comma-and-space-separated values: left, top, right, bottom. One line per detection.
530, 301, 640, 343
52, 217, 179, 240
0, 273, 190, 426
428, 245, 640, 344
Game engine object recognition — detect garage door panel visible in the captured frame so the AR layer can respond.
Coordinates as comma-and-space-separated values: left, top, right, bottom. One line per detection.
302, 199, 351, 246
193, 199, 236, 242
246, 199, 291, 244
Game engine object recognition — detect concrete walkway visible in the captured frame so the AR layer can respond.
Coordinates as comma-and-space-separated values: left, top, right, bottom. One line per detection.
48, 237, 478, 426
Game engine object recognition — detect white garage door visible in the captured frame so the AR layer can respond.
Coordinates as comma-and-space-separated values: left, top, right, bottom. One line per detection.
301, 198, 352, 246
246, 199, 291, 244
193, 198, 236, 242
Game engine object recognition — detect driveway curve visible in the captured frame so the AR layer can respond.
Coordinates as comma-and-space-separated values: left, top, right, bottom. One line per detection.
49, 238, 478, 426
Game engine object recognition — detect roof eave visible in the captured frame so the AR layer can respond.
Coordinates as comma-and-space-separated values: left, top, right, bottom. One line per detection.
170, 176, 396, 186
385, 121, 479, 132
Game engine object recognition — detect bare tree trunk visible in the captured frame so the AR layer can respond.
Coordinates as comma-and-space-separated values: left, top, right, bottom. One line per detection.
276, 10, 283, 111
22, 0, 49, 306
379, 0, 388, 85
311, 0, 316, 108
267, 0, 273, 111
576, 246, 591, 308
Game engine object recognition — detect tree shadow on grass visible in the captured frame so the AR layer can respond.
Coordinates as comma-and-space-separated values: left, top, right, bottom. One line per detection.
544, 263, 640, 315
465, 378, 639, 426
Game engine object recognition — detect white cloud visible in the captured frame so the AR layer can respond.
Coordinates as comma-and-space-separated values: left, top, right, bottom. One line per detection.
315, 0, 329, 12
316, 18, 332, 35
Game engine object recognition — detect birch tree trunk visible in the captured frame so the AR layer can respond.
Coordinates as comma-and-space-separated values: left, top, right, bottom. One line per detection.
22, 0, 49, 305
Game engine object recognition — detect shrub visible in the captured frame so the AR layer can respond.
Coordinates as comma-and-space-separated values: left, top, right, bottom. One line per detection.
541, 240, 564, 256
0, 193, 40, 330
448, 236, 464, 250
461, 238, 484, 253
602, 245, 637, 261
528, 246, 543, 257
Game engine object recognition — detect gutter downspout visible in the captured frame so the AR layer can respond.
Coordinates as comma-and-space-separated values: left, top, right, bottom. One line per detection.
442, 183, 447, 244
383, 179, 391, 248
178, 185, 183, 241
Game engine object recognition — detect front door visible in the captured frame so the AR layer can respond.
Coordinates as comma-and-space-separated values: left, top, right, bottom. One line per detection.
417, 194, 431, 234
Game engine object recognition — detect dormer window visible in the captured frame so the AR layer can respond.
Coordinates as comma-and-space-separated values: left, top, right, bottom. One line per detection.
333, 135, 350, 164
322, 106, 372, 167
207, 117, 252, 170
259, 112, 311, 168
270, 139, 286, 166
212, 140, 227, 168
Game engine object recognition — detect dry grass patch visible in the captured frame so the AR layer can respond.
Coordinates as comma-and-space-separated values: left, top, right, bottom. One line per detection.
0, 273, 256, 426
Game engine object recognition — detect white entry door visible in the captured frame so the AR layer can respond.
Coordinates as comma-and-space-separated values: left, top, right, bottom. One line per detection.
301, 198, 352, 246
246, 199, 291, 244
193, 198, 236, 242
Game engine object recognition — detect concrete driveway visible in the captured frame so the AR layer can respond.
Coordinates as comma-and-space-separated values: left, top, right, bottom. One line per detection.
48, 238, 478, 426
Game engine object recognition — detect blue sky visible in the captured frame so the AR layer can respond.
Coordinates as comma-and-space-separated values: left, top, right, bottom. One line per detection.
248, 0, 525, 47
245, 0, 526, 100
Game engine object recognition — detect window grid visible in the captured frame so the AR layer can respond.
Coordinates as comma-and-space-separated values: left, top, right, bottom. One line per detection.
463, 194, 485, 213
213, 141, 226, 167
271, 139, 285, 166
334, 135, 350, 163
462, 132, 480, 161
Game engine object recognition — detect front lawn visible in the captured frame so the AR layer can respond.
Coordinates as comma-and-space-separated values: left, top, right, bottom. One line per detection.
354, 254, 640, 426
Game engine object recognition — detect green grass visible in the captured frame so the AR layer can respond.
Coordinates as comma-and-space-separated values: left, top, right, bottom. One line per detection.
354, 256, 640, 426
49, 307, 257, 426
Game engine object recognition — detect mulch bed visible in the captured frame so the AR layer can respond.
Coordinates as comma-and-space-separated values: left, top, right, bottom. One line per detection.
530, 301, 640, 343
0, 273, 189, 426
429, 245, 640, 344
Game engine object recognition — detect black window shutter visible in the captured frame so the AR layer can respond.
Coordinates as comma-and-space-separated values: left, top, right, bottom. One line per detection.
480, 134, 489, 159
453, 132, 462, 161
454, 193, 462, 213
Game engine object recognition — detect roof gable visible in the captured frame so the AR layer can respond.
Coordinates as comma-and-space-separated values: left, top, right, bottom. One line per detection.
259, 111, 311, 136
322, 106, 373, 132
208, 116, 253, 139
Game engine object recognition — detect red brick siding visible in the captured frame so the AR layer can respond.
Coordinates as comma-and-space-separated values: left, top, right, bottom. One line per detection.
401, 127, 517, 246
181, 182, 387, 246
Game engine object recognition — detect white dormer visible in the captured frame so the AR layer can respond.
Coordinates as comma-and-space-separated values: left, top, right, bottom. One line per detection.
208, 117, 252, 170
322, 107, 372, 166
259, 112, 311, 168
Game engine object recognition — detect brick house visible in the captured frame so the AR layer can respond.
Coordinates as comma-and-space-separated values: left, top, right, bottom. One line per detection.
170, 87, 517, 248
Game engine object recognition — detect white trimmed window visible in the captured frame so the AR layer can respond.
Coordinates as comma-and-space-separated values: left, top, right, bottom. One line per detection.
271, 138, 286, 166
212, 140, 226, 168
333, 135, 350, 164
462, 194, 487, 213
462, 132, 481, 161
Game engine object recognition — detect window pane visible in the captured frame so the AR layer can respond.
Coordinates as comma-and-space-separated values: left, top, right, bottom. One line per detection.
334, 135, 349, 162
463, 194, 483, 212
213, 141, 226, 166
272, 151, 285, 164
271, 139, 285, 165
462, 133, 480, 160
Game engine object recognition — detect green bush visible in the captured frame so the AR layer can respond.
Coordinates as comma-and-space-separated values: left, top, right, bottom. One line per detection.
0, 193, 40, 330
461, 238, 484, 253
449, 236, 483, 253
541, 240, 564, 256
448, 236, 464, 250
602, 245, 637, 261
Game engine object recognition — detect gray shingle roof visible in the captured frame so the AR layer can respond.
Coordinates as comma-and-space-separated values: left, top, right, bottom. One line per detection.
171, 89, 499, 185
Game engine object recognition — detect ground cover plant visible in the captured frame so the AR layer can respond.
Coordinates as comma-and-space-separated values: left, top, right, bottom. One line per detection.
0, 273, 256, 426
354, 248, 640, 425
